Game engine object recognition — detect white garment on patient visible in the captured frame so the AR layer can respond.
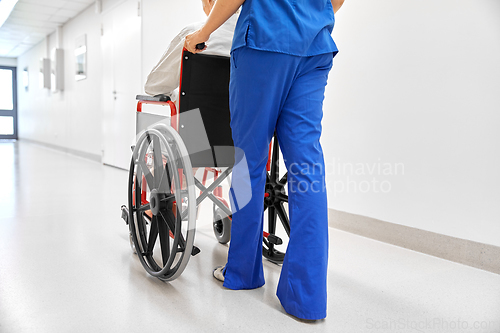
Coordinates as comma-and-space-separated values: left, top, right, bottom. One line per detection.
144, 14, 238, 101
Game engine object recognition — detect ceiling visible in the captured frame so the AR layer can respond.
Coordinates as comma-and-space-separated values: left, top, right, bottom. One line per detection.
0, 0, 96, 58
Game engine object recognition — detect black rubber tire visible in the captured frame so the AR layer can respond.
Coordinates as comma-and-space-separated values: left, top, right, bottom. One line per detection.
128, 126, 196, 282
213, 208, 231, 244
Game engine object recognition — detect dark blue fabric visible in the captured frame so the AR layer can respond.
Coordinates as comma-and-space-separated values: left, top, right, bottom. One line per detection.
232, 0, 339, 57
223, 47, 332, 320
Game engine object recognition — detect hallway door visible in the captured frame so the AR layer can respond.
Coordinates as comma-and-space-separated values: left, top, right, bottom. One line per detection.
101, 0, 142, 169
0, 66, 17, 139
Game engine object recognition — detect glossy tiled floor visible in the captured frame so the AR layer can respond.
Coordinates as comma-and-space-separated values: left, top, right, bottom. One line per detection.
1, 140, 499, 333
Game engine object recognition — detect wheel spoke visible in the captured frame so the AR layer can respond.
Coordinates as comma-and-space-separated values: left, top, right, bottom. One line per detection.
276, 202, 290, 236
137, 160, 155, 190
267, 206, 277, 252
276, 193, 288, 203
153, 135, 164, 191
137, 203, 151, 212
279, 172, 288, 185
157, 214, 170, 266
147, 215, 159, 253
165, 160, 172, 191
160, 209, 186, 252
268, 206, 276, 234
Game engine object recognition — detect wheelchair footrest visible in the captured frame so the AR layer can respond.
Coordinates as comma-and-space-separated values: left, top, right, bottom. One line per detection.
175, 245, 201, 256
121, 205, 129, 225
267, 234, 283, 245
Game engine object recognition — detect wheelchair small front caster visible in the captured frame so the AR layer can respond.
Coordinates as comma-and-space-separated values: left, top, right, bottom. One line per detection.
213, 208, 231, 244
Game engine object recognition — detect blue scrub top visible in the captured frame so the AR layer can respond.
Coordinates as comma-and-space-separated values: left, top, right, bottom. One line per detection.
231, 0, 339, 57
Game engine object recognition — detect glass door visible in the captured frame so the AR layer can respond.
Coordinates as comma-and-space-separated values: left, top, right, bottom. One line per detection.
0, 66, 17, 139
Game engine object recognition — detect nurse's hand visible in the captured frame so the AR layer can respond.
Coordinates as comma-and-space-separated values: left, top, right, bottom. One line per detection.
185, 29, 209, 53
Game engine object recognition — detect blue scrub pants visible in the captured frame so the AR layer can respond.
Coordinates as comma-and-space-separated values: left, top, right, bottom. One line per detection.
224, 46, 333, 320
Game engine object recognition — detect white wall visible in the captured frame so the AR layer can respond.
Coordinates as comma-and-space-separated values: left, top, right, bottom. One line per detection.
323, 0, 500, 246
0, 57, 17, 67
141, 0, 206, 89
17, 3, 103, 157
15, 0, 205, 158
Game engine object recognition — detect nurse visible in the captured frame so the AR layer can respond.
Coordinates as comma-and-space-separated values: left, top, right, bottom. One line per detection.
185, 0, 344, 321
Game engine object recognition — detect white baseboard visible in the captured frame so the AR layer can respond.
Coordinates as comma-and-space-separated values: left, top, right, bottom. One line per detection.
329, 208, 500, 275
20, 138, 102, 163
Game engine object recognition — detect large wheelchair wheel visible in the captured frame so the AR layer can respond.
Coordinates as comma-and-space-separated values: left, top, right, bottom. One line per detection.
263, 134, 290, 264
128, 124, 196, 281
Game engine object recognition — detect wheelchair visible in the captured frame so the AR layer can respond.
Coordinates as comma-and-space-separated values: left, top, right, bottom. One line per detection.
121, 49, 290, 281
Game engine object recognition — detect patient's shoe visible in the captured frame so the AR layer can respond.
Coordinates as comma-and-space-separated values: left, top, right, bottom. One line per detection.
213, 265, 226, 282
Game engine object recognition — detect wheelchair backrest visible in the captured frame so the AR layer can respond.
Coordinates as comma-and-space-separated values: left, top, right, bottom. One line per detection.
178, 51, 234, 168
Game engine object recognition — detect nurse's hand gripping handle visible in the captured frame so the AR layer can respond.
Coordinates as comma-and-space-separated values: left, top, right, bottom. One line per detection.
195, 42, 206, 50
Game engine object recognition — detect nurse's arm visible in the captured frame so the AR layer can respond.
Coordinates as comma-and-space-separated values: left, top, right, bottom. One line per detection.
185, 0, 245, 53
331, 0, 345, 13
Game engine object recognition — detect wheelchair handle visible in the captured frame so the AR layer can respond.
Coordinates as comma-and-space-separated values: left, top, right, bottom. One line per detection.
195, 42, 206, 50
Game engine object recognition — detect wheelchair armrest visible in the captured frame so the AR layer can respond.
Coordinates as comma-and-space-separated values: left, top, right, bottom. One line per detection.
136, 94, 171, 102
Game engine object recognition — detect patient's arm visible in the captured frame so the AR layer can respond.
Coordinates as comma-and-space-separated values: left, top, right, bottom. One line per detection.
145, 24, 199, 97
